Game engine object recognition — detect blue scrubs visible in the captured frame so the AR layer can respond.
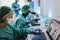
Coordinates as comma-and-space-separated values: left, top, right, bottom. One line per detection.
29, 2, 34, 11
12, 2, 20, 17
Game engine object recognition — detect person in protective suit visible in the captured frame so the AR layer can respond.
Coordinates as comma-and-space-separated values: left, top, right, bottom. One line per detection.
12, 0, 20, 17
27, 0, 34, 12
0, 6, 22, 40
13, 5, 33, 40
13, 5, 41, 40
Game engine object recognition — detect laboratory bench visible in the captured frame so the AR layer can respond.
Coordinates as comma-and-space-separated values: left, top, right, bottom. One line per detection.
27, 24, 51, 40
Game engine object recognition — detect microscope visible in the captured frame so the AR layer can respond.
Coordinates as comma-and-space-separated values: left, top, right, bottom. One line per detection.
30, 12, 40, 26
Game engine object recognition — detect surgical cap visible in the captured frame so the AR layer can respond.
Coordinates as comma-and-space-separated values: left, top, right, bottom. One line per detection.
22, 5, 30, 13
0, 6, 12, 21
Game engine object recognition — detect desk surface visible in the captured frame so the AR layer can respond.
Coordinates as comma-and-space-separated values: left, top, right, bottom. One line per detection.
27, 25, 50, 40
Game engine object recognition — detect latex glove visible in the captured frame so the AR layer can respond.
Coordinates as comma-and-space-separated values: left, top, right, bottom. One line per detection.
31, 28, 42, 34
30, 12, 36, 15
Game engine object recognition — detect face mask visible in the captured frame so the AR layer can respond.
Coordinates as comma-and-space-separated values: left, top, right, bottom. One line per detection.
8, 14, 16, 25
7, 18, 14, 25
4, 18, 13, 25
7, 13, 15, 25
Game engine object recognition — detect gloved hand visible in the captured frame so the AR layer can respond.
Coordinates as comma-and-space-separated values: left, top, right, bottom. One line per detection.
34, 19, 40, 22
30, 12, 39, 17
30, 12, 36, 15
30, 20, 36, 26
31, 28, 42, 35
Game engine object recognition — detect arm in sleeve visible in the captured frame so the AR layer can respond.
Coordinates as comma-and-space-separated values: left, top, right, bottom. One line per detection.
15, 19, 31, 34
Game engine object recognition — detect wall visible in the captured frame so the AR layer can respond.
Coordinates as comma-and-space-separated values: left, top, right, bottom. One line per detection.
33, 0, 40, 14
0, 0, 14, 7
0, 0, 1, 7
0, 0, 25, 8
52, 0, 60, 21
40, 0, 60, 21
40, 0, 52, 18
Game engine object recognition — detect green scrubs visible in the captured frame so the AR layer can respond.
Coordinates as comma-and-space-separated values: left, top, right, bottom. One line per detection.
0, 25, 14, 40
0, 24, 22, 40
14, 15, 31, 40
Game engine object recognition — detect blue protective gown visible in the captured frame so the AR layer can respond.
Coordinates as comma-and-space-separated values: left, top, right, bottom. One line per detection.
29, 2, 34, 12
12, 2, 20, 17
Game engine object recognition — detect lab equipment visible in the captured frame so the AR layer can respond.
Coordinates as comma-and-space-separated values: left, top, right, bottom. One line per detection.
30, 18, 40, 26
46, 19, 60, 40
26, 12, 38, 22
26, 11, 40, 26
42, 16, 52, 27
31, 28, 42, 35
32, 32, 47, 40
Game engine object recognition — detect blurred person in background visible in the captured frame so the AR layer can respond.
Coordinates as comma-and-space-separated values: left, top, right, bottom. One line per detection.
12, 0, 21, 17
27, 0, 34, 12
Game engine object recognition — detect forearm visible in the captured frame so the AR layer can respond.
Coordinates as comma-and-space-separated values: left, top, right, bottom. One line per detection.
23, 27, 31, 34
